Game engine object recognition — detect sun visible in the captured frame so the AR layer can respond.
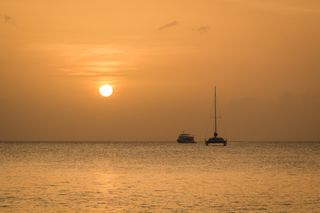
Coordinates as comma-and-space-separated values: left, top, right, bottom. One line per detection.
99, 84, 113, 97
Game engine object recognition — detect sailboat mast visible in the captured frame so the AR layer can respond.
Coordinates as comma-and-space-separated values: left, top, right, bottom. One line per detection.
214, 86, 218, 137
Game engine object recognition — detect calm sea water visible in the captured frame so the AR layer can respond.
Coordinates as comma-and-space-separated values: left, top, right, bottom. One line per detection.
0, 141, 319, 212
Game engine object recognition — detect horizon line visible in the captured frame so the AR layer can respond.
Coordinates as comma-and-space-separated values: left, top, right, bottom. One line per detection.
0, 140, 319, 143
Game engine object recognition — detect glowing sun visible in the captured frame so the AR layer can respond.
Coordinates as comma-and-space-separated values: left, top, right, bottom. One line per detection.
99, 84, 113, 97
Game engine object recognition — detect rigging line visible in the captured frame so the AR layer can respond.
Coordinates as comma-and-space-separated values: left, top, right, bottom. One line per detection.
203, 87, 214, 140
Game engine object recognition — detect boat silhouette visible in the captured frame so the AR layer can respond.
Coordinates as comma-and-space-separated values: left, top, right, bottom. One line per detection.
205, 86, 227, 146
177, 132, 195, 143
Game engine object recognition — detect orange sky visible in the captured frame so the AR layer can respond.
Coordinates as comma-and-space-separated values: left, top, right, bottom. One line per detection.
1, 0, 319, 141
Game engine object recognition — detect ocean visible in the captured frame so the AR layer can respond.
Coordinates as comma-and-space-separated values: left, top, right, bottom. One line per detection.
0, 141, 319, 212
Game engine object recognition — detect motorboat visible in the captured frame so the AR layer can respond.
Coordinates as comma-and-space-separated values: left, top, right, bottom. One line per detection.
177, 133, 195, 143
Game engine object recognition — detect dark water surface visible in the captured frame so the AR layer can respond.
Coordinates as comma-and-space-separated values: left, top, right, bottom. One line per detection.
0, 141, 319, 212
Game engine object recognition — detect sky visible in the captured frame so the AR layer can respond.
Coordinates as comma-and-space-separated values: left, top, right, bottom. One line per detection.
1, 0, 319, 141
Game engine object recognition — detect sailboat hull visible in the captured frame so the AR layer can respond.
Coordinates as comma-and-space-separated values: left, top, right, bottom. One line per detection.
205, 137, 227, 146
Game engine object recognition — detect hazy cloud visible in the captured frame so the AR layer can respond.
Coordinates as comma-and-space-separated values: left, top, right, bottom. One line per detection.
158, 21, 178, 31
1, 14, 16, 26
60, 60, 131, 78
195, 25, 210, 33
52, 45, 137, 79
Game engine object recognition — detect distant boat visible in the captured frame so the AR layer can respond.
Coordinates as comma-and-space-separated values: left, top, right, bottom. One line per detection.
177, 133, 195, 143
205, 86, 227, 146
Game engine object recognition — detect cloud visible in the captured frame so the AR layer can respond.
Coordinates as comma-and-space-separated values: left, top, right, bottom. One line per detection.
60, 60, 132, 78
158, 21, 178, 31
1, 14, 17, 26
49, 45, 137, 80
195, 25, 210, 33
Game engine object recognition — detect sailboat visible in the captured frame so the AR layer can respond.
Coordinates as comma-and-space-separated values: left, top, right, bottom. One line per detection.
205, 86, 227, 146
